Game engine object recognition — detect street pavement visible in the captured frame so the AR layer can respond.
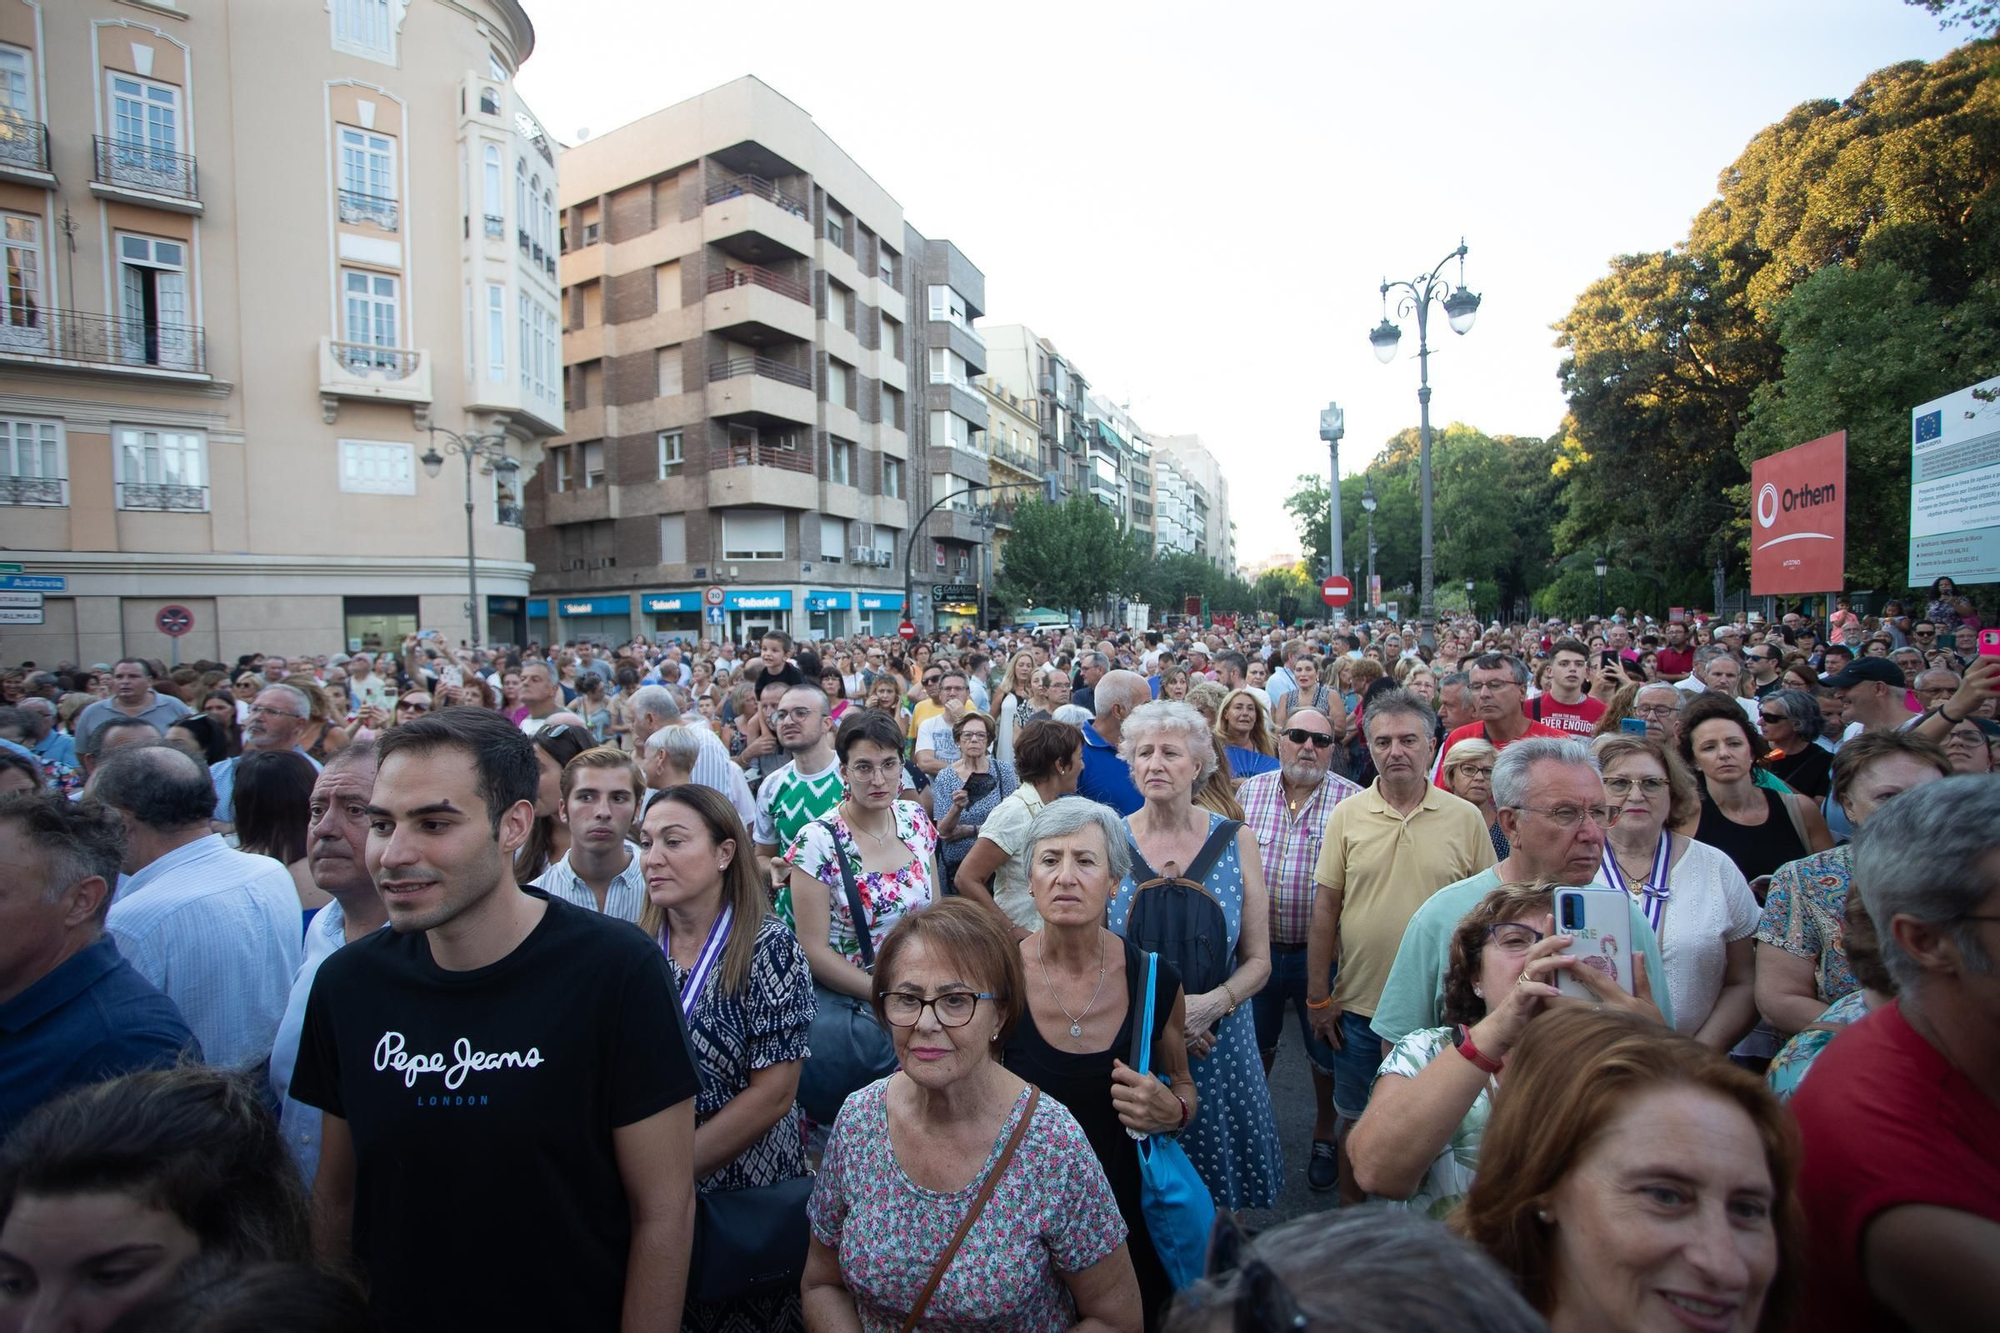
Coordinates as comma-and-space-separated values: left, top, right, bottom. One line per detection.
1241, 1019, 1339, 1229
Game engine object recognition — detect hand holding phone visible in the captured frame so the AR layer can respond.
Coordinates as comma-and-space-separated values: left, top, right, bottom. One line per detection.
1979, 629, 2000, 657
1553, 887, 1636, 1000
1619, 716, 1649, 736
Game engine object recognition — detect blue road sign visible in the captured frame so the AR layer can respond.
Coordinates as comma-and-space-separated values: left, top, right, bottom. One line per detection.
706, 605, 725, 624
0, 575, 63, 591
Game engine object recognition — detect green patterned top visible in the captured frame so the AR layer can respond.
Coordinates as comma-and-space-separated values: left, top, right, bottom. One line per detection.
755, 757, 846, 928
1372, 1026, 1493, 1220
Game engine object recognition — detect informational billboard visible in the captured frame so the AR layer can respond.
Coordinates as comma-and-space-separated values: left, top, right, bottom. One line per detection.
1750, 431, 1846, 595
1909, 375, 2000, 585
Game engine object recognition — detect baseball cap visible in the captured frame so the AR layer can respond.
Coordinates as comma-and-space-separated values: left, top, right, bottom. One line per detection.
1820, 657, 1905, 690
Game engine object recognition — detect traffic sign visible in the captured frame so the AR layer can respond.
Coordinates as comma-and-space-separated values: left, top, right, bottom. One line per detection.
898, 620, 917, 640
0, 607, 42, 625
155, 604, 195, 638
705, 606, 725, 625
0, 591, 41, 608
1321, 576, 1354, 608
704, 585, 725, 607
0, 575, 62, 591
0, 562, 20, 574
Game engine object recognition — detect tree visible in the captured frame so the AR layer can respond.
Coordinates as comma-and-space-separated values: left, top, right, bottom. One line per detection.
1906, 1, 1999, 41
994, 494, 1130, 614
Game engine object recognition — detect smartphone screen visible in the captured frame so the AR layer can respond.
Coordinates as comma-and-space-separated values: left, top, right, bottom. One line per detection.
1554, 887, 1636, 1000
1979, 630, 2000, 657
1619, 717, 1648, 735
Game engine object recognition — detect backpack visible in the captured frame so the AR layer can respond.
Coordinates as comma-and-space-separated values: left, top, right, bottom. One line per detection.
1124, 819, 1242, 996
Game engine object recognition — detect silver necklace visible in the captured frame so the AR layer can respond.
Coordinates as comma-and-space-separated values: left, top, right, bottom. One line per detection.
844, 802, 895, 845
1038, 931, 1107, 1040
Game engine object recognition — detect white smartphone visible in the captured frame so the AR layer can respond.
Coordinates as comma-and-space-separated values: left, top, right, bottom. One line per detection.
1553, 886, 1635, 1000
441, 663, 464, 690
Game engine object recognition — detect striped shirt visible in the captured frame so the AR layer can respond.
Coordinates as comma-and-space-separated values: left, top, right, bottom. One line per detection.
106, 835, 303, 1069
1237, 768, 1362, 946
530, 847, 648, 923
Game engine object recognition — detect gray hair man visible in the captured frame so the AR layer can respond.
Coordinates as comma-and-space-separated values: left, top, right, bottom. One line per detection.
1791, 777, 2000, 1329
14, 695, 77, 778
628, 683, 757, 827
1371, 736, 1673, 1050
1435, 671, 1477, 733
1238, 707, 1364, 1190
1076, 669, 1153, 815
1305, 689, 1497, 1203
92, 743, 303, 1068
1632, 682, 1687, 747
211, 683, 322, 829
640, 725, 704, 793
1071, 651, 1112, 713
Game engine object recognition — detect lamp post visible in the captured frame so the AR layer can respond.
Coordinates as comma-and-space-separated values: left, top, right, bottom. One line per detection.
1466, 577, 1477, 623
1370, 239, 1481, 625
1318, 403, 1344, 599
1594, 555, 1609, 620
421, 427, 519, 649
1360, 477, 1377, 610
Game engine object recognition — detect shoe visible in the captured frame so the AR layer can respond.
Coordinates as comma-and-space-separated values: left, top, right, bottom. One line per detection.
1307, 1139, 1338, 1192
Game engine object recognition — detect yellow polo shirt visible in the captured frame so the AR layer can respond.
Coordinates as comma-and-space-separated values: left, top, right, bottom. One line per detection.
1313, 780, 1497, 1017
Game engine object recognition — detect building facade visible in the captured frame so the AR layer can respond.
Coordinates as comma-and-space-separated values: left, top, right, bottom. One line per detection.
0, 0, 559, 665
982, 322, 1088, 501
1153, 433, 1235, 571
539, 76, 962, 644
978, 374, 1041, 576
910, 235, 988, 631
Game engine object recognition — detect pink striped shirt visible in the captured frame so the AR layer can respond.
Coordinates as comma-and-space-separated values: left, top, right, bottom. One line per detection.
1237, 768, 1362, 946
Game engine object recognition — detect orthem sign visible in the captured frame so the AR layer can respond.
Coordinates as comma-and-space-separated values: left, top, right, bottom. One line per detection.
1750, 431, 1846, 595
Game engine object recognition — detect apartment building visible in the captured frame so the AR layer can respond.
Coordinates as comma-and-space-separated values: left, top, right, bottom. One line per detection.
0, 0, 559, 665
1153, 433, 1235, 571
979, 374, 1041, 575
983, 322, 1089, 501
541, 77, 956, 643
911, 236, 988, 631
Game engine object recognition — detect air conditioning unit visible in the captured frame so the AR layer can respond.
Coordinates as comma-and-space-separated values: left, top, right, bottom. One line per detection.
850, 545, 873, 564
562, 558, 585, 571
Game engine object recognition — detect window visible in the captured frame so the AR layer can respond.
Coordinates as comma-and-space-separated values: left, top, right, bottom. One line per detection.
722, 509, 785, 561
1, 214, 42, 352
657, 430, 683, 478
488, 51, 509, 82
931, 411, 971, 452
928, 347, 947, 385
882, 457, 903, 500
114, 426, 206, 510
659, 512, 686, 564
106, 72, 187, 195
485, 284, 505, 382
338, 126, 397, 229
515, 157, 528, 249
116, 234, 193, 370
518, 293, 556, 403
580, 441, 605, 489
882, 385, 904, 431
333, 0, 396, 61
827, 359, 851, 409
338, 440, 415, 495
821, 517, 846, 562
928, 285, 968, 328
882, 314, 903, 362
0, 417, 64, 506
878, 245, 896, 286
0, 44, 32, 117
828, 436, 854, 486
495, 468, 521, 526
549, 445, 569, 492
826, 205, 845, 250
657, 346, 683, 396
827, 281, 849, 331
482, 145, 504, 237
340, 269, 399, 366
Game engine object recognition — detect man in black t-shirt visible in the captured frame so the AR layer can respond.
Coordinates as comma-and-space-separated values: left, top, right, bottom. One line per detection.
291, 709, 699, 1332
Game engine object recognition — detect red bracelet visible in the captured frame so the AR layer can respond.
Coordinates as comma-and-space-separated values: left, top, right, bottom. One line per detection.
1456, 1024, 1503, 1075
1174, 1092, 1190, 1131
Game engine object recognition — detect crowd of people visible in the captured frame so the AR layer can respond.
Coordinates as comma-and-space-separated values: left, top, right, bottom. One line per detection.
1, 582, 1996, 1332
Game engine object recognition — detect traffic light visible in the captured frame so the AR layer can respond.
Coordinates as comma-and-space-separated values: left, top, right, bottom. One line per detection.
1042, 472, 1060, 504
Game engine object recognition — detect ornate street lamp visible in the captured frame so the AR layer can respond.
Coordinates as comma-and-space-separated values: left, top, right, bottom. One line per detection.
1594, 555, 1609, 620
1318, 403, 1345, 591
1361, 477, 1377, 610
422, 427, 520, 648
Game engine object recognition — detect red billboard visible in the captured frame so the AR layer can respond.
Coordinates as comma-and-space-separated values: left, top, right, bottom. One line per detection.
1750, 431, 1846, 595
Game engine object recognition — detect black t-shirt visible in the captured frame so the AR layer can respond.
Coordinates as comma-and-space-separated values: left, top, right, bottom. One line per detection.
291, 892, 699, 1332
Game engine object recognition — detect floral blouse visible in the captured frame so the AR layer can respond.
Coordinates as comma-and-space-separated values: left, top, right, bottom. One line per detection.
783, 802, 939, 969
807, 1079, 1126, 1333
1766, 990, 1872, 1103
1372, 1027, 1491, 1220
1755, 844, 1859, 1004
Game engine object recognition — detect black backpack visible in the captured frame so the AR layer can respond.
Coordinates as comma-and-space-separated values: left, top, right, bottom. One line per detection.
1124, 819, 1241, 996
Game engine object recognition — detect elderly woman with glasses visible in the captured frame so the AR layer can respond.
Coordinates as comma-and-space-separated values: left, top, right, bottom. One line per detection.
1440, 737, 1507, 860
1592, 733, 1759, 1050
1756, 688, 1832, 800
801, 899, 1140, 1333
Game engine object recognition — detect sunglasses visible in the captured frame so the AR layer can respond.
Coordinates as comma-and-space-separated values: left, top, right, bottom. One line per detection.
1281, 728, 1335, 749
399, 699, 430, 711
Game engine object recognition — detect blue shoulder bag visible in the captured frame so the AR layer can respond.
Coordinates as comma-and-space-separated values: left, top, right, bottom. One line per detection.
1131, 950, 1216, 1291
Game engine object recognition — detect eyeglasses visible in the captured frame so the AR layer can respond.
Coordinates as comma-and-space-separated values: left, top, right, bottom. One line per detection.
1633, 704, 1679, 719
771, 706, 823, 723
245, 704, 302, 719
398, 700, 430, 712
1469, 680, 1520, 694
923, 676, 942, 685
1453, 764, 1495, 780
1945, 727, 1986, 745
1604, 776, 1669, 796
1281, 728, 1335, 749
1913, 629, 1937, 637
844, 760, 899, 780
1514, 803, 1619, 829
1486, 921, 1547, 954
880, 990, 995, 1027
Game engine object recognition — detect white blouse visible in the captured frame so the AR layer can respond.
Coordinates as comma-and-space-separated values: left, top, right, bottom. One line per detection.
1643, 836, 1761, 1035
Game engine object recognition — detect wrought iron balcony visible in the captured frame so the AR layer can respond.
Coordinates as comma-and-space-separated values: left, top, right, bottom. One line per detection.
117, 481, 208, 512
707, 355, 812, 390
518, 228, 530, 254
703, 173, 809, 220
93, 136, 198, 202
483, 213, 505, 239
338, 188, 399, 231
705, 265, 812, 304
330, 341, 423, 380
0, 308, 206, 374
497, 502, 524, 528
0, 475, 66, 506
0, 117, 50, 176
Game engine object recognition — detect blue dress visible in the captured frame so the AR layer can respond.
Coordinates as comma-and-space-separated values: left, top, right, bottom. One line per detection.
1110, 813, 1283, 1210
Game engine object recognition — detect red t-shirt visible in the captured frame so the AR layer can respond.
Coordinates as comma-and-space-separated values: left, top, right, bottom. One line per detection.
1791, 1002, 2000, 1333
1525, 693, 1605, 736
1432, 718, 1569, 788
1654, 646, 1695, 679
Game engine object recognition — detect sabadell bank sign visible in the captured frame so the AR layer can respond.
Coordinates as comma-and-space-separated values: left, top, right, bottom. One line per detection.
1750, 431, 1846, 596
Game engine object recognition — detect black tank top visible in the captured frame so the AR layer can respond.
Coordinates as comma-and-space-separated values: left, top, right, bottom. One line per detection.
1695, 783, 1809, 883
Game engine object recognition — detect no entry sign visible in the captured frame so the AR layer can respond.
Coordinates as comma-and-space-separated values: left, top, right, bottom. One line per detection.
1321, 576, 1353, 608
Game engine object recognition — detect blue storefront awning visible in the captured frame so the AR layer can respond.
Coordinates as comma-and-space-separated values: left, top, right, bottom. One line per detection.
556, 595, 630, 617
857, 592, 906, 612
723, 589, 792, 611
643, 591, 701, 613
527, 599, 550, 619
806, 590, 853, 611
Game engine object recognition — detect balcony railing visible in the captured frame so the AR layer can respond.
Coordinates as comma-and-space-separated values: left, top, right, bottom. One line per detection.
117, 481, 207, 512
518, 228, 530, 255
710, 440, 814, 474
338, 188, 399, 231
330, 342, 423, 381
542, 254, 556, 279
0, 118, 50, 174
705, 266, 811, 305
0, 475, 66, 506
704, 173, 809, 220
497, 502, 524, 528
707, 356, 812, 391
94, 136, 198, 202
483, 213, 505, 239
0, 308, 206, 373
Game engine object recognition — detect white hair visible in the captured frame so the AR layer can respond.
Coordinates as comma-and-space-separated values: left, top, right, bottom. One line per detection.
1118, 699, 1219, 787
645, 724, 703, 774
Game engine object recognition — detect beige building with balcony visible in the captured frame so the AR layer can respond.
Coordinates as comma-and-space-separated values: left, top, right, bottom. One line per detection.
0, 0, 560, 666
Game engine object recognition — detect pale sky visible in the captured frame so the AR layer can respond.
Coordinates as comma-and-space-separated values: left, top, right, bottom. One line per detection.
515, 0, 1963, 567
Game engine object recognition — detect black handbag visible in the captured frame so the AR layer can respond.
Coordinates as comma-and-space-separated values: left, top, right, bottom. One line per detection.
689, 1173, 815, 1305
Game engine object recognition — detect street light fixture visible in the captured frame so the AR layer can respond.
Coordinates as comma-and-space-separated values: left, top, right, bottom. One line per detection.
1594, 555, 1609, 620
1466, 577, 1477, 622
422, 427, 519, 649
1370, 238, 1481, 624
1360, 477, 1377, 610
1318, 403, 1345, 593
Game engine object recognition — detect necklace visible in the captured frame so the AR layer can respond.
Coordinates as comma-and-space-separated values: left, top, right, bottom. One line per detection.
844, 802, 895, 845
1038, 931, 1107, 1039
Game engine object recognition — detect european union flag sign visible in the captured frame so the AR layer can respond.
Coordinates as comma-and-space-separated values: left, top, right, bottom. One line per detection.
1914, 410, 1942, 444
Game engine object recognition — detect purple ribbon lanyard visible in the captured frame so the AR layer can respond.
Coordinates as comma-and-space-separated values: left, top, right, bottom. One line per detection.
1600, 833, 1672, 932
666, 902, 734, 1016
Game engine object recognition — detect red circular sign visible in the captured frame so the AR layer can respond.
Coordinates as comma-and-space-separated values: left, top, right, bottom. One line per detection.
1321, 577, 1353, 608
155, 604, 194, 637
898, 620, 918, 640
